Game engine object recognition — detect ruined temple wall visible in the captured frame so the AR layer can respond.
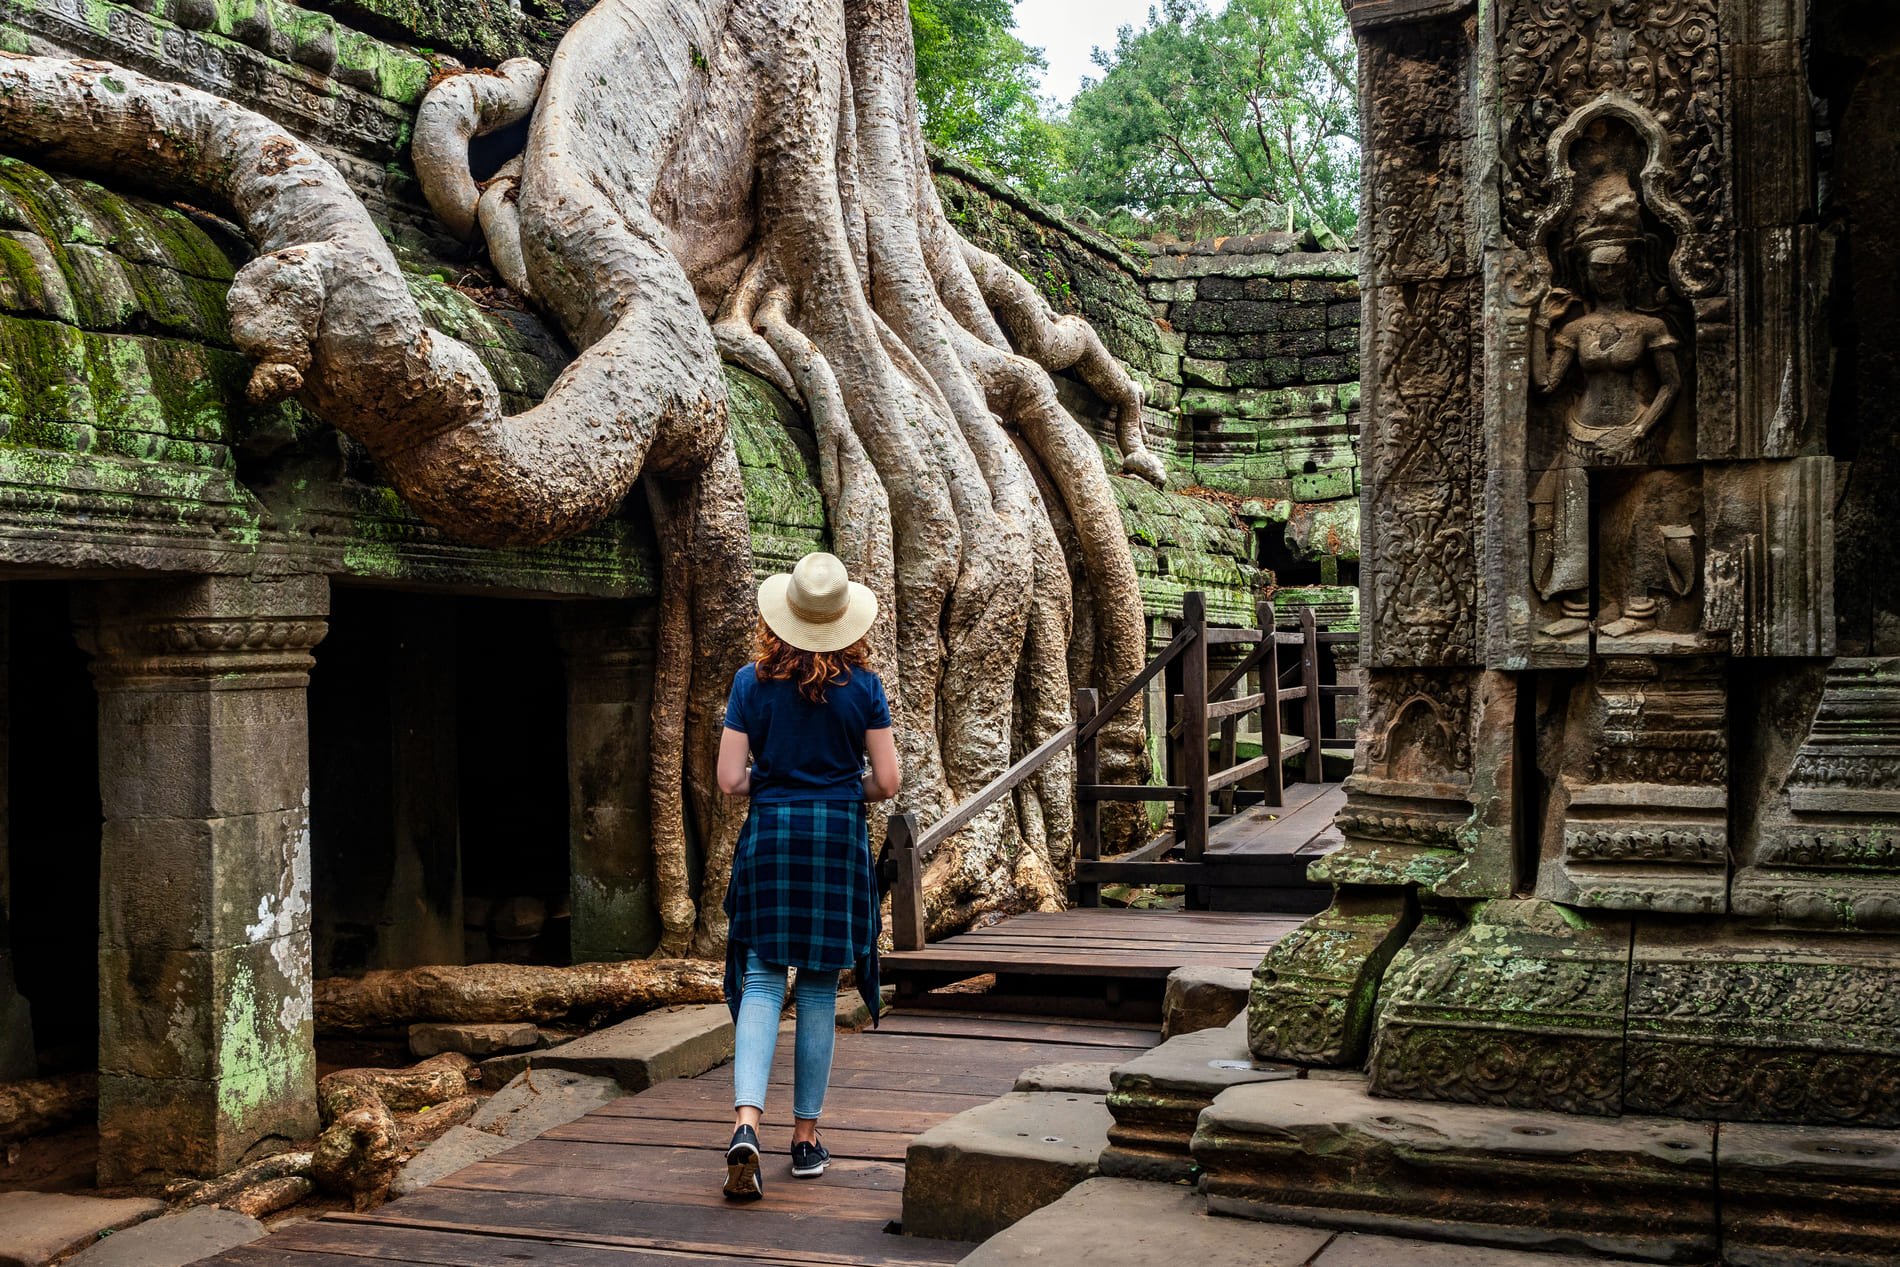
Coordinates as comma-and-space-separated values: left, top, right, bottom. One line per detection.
933, 158, 1364, 632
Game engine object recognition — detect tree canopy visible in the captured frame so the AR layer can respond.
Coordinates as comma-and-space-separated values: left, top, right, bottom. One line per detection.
1054, 0, 1359, 242
909, 0, 1068, 196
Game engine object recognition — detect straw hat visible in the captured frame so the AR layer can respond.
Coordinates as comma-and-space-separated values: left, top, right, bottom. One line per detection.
757, 552, 879, 653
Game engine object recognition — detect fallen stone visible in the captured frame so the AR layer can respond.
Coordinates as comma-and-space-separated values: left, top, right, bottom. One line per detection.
1718, 1120, 1900, 1267
1013, 1062, 1116, 1095
495, 1003, 733, 1092
63, 1206, 264, 1267
834, 985, 895, 1030
1101, 1014, 1297, 1181
957, 1177, 1332, 1266
1312, 1232, 1656, 1265
0, 1192, 164, 1267
390, 1124, 518, 1198
467, 1068, 623, 1141
903, 1091, 1110, 1242
1161, 965, 1252, 1038
1193, 1079, 1717, 1263
409, 1021, 542, 1058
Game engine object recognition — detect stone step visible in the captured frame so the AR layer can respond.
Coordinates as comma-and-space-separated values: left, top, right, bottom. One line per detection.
478, 1002, 733, 1091
1101, 1014, 1300, 1181
1160, 965, 1252, 1038
957, 1175, 1658, 1266
0, 1192, 164, 1267
903, 1090, 1111, 1243
63, 1206, 264, 1267
1191, 1078, 1716, 1263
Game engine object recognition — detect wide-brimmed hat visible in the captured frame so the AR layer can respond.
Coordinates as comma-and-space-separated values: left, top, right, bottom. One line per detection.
758, 552, 878, 653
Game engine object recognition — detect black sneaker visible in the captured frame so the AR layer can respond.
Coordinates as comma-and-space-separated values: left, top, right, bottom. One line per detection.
790, 1136, 830, 1179
724, 1125, 763, 1201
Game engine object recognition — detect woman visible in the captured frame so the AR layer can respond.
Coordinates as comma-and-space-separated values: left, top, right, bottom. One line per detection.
716, 551, 900, 1202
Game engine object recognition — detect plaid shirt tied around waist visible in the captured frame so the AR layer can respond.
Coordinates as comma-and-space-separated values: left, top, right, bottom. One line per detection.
723, 799, 882, 1025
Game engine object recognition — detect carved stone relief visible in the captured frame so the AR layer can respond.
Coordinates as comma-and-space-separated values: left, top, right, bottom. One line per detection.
1538, 656, 1729, 914
1735, 658, 1900, 929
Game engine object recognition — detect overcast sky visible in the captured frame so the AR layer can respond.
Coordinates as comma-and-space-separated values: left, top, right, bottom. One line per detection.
1014, 0, 1165, 105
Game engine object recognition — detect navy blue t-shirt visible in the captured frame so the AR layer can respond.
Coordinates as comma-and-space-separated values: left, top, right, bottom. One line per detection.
723, 662, 892, 803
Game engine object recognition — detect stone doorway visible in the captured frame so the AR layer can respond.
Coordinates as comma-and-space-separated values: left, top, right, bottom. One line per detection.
308, 588, 571, 979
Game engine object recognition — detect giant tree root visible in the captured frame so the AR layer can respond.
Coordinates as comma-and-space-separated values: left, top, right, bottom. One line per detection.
0, 1072, 95, 1145
313, 960, 725, 1034
1, 4, 1163, 944
310, 1054, 477, 1209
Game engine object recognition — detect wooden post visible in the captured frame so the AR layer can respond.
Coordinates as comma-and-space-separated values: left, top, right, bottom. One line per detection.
887, 811, 926, 951
1073, 688, 1101, 908
1261, 601, 1285, 808
1300, 607, 1323, 784
1244, 596, 1274, 799
1181, 592, 1209, 865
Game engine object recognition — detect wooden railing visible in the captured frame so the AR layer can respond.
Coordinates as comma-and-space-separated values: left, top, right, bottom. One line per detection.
879, 591, 1358, 948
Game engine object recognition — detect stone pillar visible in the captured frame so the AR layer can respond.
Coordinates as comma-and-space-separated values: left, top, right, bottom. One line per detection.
555, 601, 658, 961
0, 582, 33, 1081
77, 574, 326, 1182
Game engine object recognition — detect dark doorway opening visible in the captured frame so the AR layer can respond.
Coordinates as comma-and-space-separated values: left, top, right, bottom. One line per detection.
308, 588, 568, 979
6, 581, 101, 1075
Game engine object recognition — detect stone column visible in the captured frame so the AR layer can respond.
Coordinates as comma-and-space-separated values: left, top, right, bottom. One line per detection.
556, 601, 658, 962
0, 582, 33, 1081
77, 574, 326, 1182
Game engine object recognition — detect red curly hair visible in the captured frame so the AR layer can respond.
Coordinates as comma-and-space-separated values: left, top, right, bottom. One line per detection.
754, 617, 870, 703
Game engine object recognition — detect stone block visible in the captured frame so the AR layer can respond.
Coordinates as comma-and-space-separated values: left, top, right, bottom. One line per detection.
390, 1124, 517, 1198
98, 809, 313, 953
1250, 888, 1415, 1067
0, 1192, 164, 1267
834, 984, 894, 1030
1719, 1121, 1900, 1267
468, 1068, 624, 1141
1624, 925, 1900, 1126
1193, 1079, 1717, 1263
64, 1206, 265, 1267
955, 1178, 1334, 1267
1161, 965, 1252, 1038
1181, 357, 1229, 388
1312, 1233, 1653, 1265
902, 1091, 1110, 1242
409, 1021, 541, 1058
513, 1003, 733, 1092
1103, 1015, 1297, 1181
1012, 1062, 1116, 1095
1367, 899, 1630, 1117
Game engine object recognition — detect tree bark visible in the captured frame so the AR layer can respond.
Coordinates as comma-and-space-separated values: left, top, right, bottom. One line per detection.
313, 961, 725, 1034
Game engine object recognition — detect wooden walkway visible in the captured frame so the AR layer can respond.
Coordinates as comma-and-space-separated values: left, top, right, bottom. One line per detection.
196, 1010, 1161, 1267
882, 908, 1302, 1019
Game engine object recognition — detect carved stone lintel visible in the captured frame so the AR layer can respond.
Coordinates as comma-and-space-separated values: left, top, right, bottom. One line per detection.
1368, 899, 1632, 1116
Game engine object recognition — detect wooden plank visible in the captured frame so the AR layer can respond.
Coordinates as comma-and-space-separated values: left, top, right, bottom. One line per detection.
881, 949, 1261, 975
1202, 626, 1264, 645
1208, 752, 1276, 791
941, 922, 1286, 946
436, 1158, 906, 1209
332, 1192, 969, 1266
547, 1116, 917, 1162
917, 935, 1277, 959
916, 722, 1077, 853
1206, 692, 1266, 721
887, 812, 925, 952
206, 1224, 743, 1266
974, 911, 1302, 935
1074, 625, 1195, 746
1074, 783, 1184, 802
866, 1013, 1157, 1047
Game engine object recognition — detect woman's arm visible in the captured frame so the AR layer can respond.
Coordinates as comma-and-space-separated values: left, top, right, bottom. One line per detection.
717, 727, 753, 797
862, 726, 900, 802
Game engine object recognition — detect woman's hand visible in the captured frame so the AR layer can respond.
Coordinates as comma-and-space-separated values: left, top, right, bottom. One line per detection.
862, 727, 900, 802
717, 727, 753, 797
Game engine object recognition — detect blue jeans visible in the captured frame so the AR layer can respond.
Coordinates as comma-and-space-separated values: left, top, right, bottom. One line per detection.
732, 948, 840, 1121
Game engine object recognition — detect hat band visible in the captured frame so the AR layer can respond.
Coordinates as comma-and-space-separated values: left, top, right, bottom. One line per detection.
786, 592, 846, 625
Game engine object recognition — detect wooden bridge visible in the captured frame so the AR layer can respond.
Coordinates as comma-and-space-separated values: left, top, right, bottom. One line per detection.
194, 593, 1355, 1265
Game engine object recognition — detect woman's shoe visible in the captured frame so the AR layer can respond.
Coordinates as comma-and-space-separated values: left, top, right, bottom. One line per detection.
724, 1124, 764, 1201
790, 1136, 830, 1178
